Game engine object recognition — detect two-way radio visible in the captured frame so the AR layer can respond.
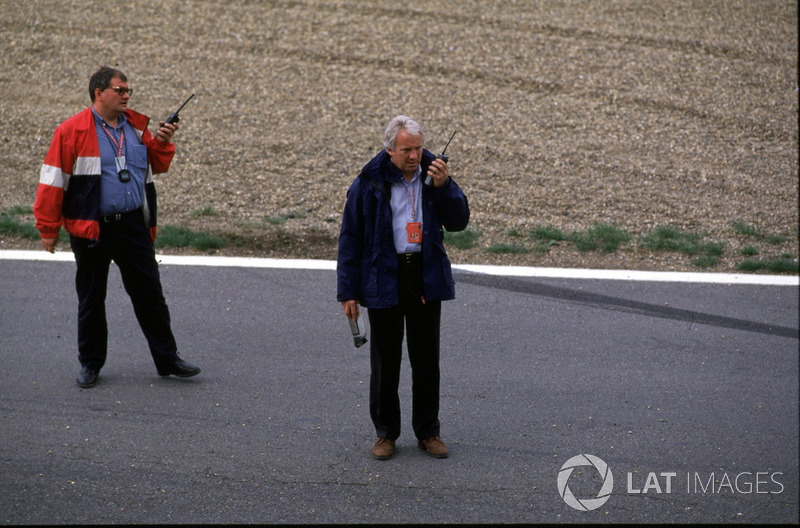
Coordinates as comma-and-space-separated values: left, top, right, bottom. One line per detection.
163, 93, 195, 126
425, 130, 457, 186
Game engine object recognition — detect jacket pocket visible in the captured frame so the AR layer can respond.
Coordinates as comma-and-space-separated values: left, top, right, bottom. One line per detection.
127, 144, 148, 171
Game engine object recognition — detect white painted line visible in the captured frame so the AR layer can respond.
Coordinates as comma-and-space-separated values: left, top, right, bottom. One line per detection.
0, 250, 76, 262
452, 263, 800, 286
1, 250, 797, 286
157, 254, 337, 270
0, 250, 337, 270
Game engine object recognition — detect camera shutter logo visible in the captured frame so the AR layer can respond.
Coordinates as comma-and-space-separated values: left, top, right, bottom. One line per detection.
557, 454, 614, 511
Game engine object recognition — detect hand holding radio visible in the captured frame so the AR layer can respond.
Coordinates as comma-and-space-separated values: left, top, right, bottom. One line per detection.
155, 121, 179, 143
425, 130, 457, 187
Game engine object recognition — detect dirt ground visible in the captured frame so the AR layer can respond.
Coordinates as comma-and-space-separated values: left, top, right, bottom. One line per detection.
1, 0, 797, 272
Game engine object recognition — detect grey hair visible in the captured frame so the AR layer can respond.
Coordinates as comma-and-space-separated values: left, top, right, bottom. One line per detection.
382, 115, 425, 150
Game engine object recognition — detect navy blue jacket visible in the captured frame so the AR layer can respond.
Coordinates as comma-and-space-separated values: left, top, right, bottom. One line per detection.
337, 149, 470, 308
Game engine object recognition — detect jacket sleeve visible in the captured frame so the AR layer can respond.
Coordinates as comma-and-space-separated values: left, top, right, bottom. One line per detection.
336, 179, 364, 301
431, 177, 470, 233
33, 126, 71, 239
143, 129, 176, 174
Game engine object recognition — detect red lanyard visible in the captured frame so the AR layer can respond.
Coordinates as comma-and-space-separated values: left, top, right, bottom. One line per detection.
403, 178, 419, 222
101, 125, 125, 157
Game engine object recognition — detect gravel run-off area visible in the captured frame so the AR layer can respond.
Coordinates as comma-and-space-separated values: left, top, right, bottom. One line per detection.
1, 0, 797, 273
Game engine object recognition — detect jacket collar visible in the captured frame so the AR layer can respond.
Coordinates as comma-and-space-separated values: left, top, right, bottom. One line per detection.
80, 106, 150, 133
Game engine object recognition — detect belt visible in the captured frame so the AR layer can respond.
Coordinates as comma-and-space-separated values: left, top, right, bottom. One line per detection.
101, 209, 141, 223
398, 252, 422, 265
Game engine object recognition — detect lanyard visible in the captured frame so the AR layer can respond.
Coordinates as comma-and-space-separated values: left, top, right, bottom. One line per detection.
403, 178, 419, 222
101, 124, 125, 158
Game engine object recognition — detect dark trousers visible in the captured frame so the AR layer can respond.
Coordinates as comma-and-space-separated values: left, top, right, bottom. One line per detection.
367, 253, 442, 441
70, 210, 178, 371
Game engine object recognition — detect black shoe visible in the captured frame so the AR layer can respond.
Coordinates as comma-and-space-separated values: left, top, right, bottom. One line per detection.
157, 358, 201, 378
76, 366, 99, 388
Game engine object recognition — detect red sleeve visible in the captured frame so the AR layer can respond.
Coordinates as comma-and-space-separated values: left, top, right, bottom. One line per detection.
143, 129, 176, 174
33, 126, 71, 239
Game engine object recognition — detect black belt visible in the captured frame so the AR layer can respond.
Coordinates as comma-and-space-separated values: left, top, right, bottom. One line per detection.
398, 252, 422, 265
101, 209, 141, 223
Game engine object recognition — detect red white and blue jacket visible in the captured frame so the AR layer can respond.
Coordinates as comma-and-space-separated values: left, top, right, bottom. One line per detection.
34, 107, 175, 242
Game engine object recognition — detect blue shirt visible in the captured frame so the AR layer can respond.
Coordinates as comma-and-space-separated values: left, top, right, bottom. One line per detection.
389, 165, 423, 254
92, 109, 148, 216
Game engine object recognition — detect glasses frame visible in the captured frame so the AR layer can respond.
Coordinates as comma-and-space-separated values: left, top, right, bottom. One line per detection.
107, 86, 133, 96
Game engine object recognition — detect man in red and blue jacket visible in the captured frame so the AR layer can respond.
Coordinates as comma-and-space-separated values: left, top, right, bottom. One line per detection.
34, 66, 200, 388
337, 115, 470, 460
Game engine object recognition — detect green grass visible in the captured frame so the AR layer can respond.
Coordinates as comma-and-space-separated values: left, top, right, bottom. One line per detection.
691, 255, 720, 268
0, 206, 229, 250
639, 225, 704, 254
529, 223, 631, 253
733, 222, 763, 238
529, 225, 569, 242
638, 225, 727, 268
485, 243, 530, 254
154, 225, 228, 251
731, 222, 795, 271
737, 258, 799, 273
570, 223, 631, 253
525, 225, 570, 255
444, 227, 481, 249
2, 205, 796, 274
639, 225, 727, 256
699, 240, 726, 257
0, 211, 40, 239
5, 205, 32, 216
734, 221, 786, 245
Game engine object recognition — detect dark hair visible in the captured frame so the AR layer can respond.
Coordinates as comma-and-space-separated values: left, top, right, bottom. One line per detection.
88, 66, 127, 102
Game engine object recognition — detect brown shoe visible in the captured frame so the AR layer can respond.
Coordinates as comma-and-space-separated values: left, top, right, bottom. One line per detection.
371, 438, 395, 460
418, 436, 449, 458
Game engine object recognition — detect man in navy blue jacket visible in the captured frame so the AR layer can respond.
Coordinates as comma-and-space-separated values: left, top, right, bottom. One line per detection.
337, 115, 470, 460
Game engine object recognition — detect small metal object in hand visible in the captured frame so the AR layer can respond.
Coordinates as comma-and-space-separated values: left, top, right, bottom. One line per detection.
349, 313, 367, 348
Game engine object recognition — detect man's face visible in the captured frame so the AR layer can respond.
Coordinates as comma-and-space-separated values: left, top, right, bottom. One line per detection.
94, 76, 131, 116
387, 129, 423, 179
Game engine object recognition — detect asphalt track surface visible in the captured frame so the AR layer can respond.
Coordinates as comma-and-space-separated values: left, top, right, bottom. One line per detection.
1, 252, 798, 525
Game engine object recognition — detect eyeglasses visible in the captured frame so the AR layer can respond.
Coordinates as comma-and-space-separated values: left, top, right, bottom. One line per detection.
107, 86, 133, 96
